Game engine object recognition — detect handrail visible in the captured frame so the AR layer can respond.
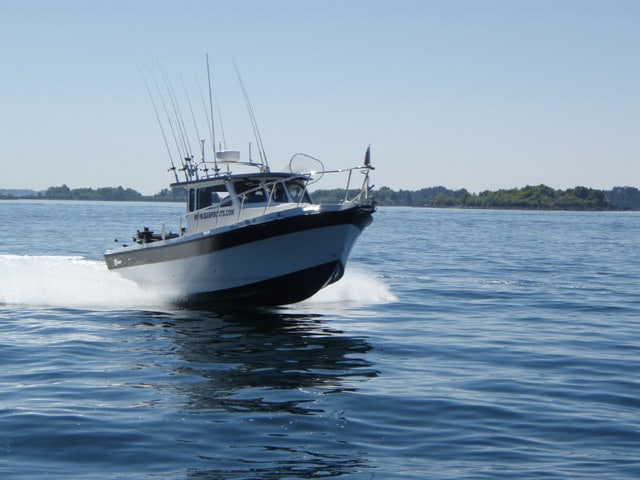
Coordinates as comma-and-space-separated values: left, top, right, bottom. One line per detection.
298, 177, 311, 206
264, 182, 277, 215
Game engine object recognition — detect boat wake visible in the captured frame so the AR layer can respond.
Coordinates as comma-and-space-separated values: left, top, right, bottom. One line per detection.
0, 254, 396, 310
302, 269, 397, 306
0, 254, 169, 310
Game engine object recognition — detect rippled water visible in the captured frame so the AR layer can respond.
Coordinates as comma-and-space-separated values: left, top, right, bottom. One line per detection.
1, 201, 639, 479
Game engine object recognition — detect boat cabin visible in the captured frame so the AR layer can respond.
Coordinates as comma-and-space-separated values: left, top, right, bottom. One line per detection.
174, 173, 314, 234
185, 174, 312, 213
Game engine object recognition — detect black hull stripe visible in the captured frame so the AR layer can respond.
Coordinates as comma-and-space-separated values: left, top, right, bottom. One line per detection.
105, 205, 373, 269
179, 261, 344, 307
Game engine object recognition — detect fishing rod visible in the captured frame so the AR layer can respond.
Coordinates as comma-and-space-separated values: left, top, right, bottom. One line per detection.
160, 67, 196, 179
206, 53, 220, 175
150, 69, 188, 181
141, 72, 179, 183
181, 73, 204, 166
196, 79, 213, 161
232, 58, 269, 170
216, 97, 227, 151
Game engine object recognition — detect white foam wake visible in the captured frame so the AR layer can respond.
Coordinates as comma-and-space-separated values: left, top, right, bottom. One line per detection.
0, 254, 395, 310
302, 268, 397, 306
0, 254, 168, 309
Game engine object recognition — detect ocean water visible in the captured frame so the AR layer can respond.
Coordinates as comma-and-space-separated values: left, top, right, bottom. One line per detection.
1, 200, 639, 479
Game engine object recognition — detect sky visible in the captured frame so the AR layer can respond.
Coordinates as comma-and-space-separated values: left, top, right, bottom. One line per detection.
1, 0, 638, 195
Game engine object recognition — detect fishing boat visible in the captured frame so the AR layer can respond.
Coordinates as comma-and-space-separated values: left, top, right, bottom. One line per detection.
104, 62, 375, 306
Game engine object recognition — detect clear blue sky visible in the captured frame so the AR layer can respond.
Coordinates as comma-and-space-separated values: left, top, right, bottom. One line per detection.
1, 0, 638, 194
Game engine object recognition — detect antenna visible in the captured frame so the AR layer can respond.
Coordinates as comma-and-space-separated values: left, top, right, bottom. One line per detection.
232, 59, 269, 170
141, 71, 179, 183
205, 53, 220, 175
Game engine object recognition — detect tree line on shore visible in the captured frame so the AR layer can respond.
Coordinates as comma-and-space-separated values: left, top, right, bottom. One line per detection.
0, 184, 185, 202
313, 185, 640, 210
2, 184, 639, 210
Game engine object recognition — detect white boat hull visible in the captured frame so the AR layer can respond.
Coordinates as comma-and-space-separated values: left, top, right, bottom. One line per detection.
105, 205, 373, 306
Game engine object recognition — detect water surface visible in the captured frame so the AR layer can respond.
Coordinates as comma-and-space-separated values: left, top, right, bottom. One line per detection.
1, 201, 639, 478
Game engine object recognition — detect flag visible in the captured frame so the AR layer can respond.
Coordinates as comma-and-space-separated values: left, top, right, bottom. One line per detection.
364, 145, 372, 168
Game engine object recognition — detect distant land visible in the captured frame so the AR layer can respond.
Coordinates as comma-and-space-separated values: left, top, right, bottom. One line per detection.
1, 184, 639, 210
314, 185, 640, 211
0, 185, 183, 202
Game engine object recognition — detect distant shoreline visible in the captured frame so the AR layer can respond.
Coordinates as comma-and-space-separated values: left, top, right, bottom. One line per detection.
2, 184, 639, 210
0, 185, 183, 203
312, 185, 640, 211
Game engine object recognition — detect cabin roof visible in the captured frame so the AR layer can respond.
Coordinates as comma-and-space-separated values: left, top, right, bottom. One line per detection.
170, 171, 308, 189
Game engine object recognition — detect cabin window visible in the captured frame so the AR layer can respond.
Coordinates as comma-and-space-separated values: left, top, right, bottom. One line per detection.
197, 187, 215, 209
191, 184, 231, 211
271, 183, 287, 203
234, 181, 268, 204
285, 180, 311, 204
188, 189, 196, 212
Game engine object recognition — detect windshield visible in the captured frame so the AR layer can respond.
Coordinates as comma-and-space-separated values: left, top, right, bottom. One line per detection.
286, 180, 311, 203
285, 180, 311, 204
234, 181, 268, 204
